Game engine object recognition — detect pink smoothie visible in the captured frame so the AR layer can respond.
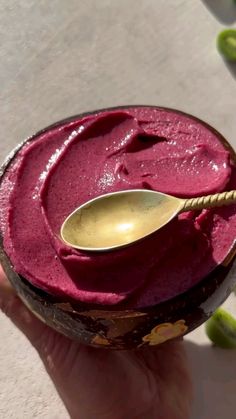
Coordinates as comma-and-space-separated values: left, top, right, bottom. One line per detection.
0, 107, 236, 308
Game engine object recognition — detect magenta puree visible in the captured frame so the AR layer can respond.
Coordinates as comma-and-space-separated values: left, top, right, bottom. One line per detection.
0, 107, 236, 308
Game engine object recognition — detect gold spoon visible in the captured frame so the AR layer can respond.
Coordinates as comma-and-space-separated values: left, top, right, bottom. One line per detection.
60, 189, 236, 252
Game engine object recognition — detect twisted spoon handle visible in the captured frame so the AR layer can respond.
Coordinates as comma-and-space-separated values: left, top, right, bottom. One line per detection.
181, 190, 236, 213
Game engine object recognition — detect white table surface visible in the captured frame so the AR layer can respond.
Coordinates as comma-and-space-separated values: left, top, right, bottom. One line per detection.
1, 1, 236, 418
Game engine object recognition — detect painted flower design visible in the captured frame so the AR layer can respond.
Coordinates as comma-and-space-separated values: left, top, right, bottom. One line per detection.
92, 335, 110, 346
142, 320, 188, 346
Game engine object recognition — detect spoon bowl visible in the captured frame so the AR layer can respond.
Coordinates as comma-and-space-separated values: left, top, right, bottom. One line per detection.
61, 190, 183, 251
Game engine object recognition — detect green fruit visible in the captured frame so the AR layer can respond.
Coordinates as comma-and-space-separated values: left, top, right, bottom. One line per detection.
217, 29, 236, 62
205, 308, 236, 349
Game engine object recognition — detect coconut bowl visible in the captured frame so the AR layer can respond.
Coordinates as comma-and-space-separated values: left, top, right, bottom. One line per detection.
0, 106, 236, 350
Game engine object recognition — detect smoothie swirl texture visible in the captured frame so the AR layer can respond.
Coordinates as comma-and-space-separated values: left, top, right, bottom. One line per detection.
0, 107, 235, 308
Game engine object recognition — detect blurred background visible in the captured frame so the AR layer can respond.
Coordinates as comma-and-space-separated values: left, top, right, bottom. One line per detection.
1, 1, 236, 418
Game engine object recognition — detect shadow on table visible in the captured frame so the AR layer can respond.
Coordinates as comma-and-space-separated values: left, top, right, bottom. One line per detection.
202, 0, 236, 24
225, 61, 236, 80
185, 340, 236, 419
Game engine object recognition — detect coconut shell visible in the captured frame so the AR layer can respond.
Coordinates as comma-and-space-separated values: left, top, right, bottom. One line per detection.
0, 106, 236, 350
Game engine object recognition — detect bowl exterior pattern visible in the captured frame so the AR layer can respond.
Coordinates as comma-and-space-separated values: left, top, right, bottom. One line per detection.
0, 106, 236, 350
0, 245, 235, 350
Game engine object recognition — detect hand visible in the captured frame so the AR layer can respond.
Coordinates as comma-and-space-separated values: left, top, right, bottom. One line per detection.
0, 266, 192, 419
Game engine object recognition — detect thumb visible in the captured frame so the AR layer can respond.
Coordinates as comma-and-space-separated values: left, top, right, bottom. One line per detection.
0, 266, 50, 349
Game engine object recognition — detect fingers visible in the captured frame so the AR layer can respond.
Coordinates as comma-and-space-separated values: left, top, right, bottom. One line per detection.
0, 265, 14, 295
0, 266, 48, 348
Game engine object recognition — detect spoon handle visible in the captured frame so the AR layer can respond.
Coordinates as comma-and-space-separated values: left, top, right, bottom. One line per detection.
181, 190, 236, 213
